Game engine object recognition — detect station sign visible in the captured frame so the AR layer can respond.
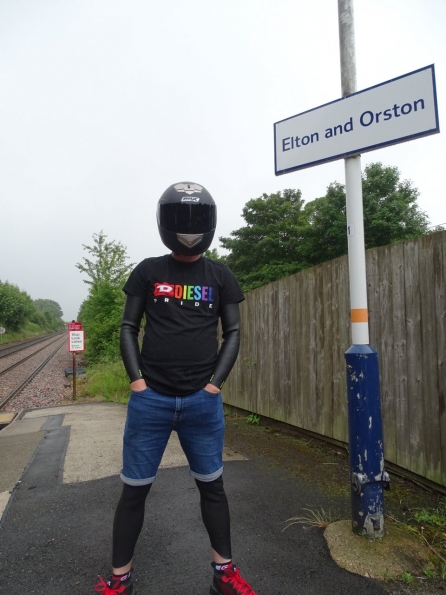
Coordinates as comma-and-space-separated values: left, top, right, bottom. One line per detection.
274, 65, 439, 175
68, 330, 85, 352
68, 322, 82, 331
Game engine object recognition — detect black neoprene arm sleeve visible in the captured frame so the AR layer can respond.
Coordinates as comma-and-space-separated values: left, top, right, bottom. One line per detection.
120, 294, 146, 383
209, 302, 241, 389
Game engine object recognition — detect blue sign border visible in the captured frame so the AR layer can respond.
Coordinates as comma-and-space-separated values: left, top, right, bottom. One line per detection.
274, 64, 440, 176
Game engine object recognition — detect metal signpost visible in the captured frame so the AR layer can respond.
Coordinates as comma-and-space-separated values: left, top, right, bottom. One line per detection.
68, 323, 85, 399
273, 0, 439, 539
0, 327, 5, 343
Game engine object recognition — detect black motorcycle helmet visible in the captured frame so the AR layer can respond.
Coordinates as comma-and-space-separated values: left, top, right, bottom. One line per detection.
157, 182, 217, 255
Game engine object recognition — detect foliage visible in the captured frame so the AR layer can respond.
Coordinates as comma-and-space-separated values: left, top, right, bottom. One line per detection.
0, 281, 64, 335
0, 281, 35, 331
219, 163, 434, 291
33, 298, 65, 331
77, 281, 126, 362
77, 231, 134, 362
400, 571, 414, 584
387, 501, 446, 576
361, 163, 430, 245
204, 248, 226, 262
76, 231, 134, 287
0, 321, 47, 342
302, 182, 348, 266
246, 413, 261, 425
219, 189, 308, 291
34, 298, 63, 319
414, 498, 446, 527
79, 359, 130, 403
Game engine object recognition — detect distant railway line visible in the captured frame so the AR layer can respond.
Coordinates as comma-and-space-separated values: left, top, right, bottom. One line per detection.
0, 332, 63, 358
0, 332, 67, 410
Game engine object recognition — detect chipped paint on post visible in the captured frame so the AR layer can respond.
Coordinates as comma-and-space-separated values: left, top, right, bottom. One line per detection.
345, 344, 390, 539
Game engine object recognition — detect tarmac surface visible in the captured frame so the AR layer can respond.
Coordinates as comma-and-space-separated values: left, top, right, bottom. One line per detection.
0, 402, 398, 595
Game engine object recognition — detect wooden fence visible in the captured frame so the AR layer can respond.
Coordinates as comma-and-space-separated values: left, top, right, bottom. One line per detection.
224, 230, 446, 488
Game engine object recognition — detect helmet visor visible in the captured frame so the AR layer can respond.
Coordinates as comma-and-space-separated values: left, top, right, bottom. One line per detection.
158, 202, 216, 234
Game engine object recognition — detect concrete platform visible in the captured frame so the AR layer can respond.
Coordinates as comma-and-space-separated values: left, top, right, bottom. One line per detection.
0, 401, 400, 594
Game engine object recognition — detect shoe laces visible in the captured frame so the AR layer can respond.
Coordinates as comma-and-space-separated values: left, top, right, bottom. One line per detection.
94, 576, 128, 594
221, 566, 257, 595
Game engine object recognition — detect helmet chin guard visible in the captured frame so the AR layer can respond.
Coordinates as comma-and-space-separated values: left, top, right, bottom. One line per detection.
177, 233, 204, 249
157, 182, 216, 255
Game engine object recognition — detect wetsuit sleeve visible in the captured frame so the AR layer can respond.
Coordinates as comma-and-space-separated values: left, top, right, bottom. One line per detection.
209, 302, 241, 389
120, 294, 146, 383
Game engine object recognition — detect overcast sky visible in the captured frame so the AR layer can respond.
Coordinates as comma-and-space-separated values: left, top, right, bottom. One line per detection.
1, 0, 444, 321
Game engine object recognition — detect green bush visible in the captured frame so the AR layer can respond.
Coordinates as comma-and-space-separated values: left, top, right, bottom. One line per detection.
0, 281, 35, 331
78, 281, 125, 362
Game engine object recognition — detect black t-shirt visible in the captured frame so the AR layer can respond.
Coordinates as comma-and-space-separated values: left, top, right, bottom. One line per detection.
123, 255, 244, 396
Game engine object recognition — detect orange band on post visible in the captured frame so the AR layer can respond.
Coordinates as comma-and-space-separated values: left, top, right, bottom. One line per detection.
351, 308, 368, 323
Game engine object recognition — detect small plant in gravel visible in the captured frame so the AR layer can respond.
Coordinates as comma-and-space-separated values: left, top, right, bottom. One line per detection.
246, 413, 261, 425
423, 568, 436, 579
414, 497, 446, 527
387, 498, 446, 577
282, 507, 340, 531
400, 571, 414, 583
383, 570, 395, 581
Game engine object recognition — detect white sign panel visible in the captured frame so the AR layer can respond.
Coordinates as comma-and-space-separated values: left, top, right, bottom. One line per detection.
274, 65, 439, 175
69, 330, 85, 352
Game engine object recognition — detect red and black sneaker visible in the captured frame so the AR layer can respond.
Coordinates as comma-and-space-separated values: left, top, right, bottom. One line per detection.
210, 564, 257, 595
94, 574, 134, 594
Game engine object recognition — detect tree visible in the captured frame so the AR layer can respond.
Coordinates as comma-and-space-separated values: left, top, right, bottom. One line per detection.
302, 182, 347, 266
0, 281, 35, 331
77, 281, 125, 362
33, 299, 65, 330
362, 162, 430, 247
303, 162, 430, 266
204, 248, 226, 263
34, 299, 63, 319
76, 231, 134, 287
219, 189, 309, 291
219, 163, 434, 291
76, 232, 134, 361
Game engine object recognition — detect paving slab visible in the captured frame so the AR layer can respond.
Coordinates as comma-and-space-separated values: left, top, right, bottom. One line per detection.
0, 431, 44, 492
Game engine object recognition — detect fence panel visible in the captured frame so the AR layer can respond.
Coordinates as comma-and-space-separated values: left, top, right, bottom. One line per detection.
224, 231, 446, 487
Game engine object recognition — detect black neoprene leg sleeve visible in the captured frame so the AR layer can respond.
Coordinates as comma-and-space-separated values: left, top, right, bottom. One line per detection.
112, 483, 152, 568
195, 476, 232, 560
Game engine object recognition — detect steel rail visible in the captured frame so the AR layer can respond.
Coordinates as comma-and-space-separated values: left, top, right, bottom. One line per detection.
0, 336, 65, 377
0, 337, 66, 410
0, 332, 65, 359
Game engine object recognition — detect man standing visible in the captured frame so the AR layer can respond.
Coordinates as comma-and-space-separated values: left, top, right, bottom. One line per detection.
95, 182, 258, 595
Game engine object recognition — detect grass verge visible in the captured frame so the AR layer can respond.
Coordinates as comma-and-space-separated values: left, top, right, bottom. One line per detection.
78, 358, 130, 403
0, 321, 54, 343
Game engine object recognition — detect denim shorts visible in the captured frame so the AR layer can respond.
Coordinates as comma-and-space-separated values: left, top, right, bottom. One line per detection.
120, 387, 225, 486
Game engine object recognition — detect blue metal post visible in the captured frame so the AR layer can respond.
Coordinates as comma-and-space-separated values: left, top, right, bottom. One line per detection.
345, 345, 390, 537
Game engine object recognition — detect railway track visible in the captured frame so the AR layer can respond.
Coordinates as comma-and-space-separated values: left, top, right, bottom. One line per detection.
0, 333, 67, 410
0, 331, 63, 357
